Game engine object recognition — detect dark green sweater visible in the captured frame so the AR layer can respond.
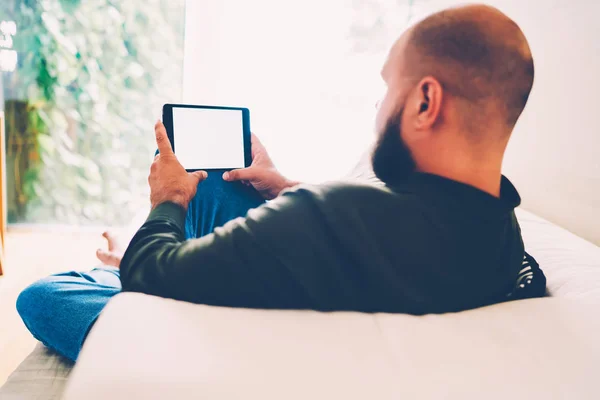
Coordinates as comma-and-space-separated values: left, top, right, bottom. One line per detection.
119, 173, 524, 314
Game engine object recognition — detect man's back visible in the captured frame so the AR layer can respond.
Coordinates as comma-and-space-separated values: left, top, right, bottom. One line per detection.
120, 173, 524, 315
324, 174, 523, 313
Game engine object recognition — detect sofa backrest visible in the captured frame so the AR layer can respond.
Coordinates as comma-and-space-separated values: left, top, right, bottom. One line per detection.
63, 293, 600, 400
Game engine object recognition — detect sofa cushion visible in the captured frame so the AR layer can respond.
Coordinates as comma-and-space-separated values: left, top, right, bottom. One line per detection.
516, 208, 600, 298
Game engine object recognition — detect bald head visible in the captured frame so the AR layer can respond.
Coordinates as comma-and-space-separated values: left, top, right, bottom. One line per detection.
372, 5, 535, 193
404, 4, 534, 129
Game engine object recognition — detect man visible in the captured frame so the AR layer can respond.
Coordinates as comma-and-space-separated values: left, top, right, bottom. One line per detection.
17, 4, 543, 362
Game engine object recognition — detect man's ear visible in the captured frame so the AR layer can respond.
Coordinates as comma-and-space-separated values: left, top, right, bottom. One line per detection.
413, 76, 443, 130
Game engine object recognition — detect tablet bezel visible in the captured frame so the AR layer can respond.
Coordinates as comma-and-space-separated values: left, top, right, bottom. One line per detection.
162, 103, 252, 171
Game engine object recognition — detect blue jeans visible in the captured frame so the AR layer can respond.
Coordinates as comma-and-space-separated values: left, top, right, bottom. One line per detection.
16, 172, 265, 361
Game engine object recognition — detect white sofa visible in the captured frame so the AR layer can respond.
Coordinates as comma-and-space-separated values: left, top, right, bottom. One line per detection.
58, 208, 600, 400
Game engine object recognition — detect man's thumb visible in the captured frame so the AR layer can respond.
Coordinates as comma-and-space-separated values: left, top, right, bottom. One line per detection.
190, 170, 208, 183
223, 168, 253, 182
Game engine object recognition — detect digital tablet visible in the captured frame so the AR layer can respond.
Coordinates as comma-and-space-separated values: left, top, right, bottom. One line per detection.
162, 104, 252, 171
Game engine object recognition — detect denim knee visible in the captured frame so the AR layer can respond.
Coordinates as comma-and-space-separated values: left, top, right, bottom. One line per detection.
16, 278, 55, 339
16, 272, 120, 361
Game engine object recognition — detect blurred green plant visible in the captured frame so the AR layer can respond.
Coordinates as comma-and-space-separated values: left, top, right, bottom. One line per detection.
1, 0, 184, 225
4, 100, 45, 222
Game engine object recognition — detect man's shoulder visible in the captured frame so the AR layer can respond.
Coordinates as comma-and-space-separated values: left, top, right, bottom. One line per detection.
280, 180, 417, 210
285, 180, 385, 198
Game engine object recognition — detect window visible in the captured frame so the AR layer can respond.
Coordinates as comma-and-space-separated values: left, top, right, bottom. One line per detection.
0, 0, 185, 226
0, 0, 433, 227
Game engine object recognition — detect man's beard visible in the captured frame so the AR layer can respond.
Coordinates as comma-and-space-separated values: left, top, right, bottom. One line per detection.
371, 108, 416, 186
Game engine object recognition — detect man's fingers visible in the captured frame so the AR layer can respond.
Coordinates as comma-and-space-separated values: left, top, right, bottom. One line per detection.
189, 170, 208, 184
250, 133, 261, 145
155, 121, 174, 155
223, 168, 253, 182
250, 133, 264, 158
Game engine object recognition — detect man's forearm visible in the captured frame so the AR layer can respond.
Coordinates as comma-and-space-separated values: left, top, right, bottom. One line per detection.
119, 202, 187, 297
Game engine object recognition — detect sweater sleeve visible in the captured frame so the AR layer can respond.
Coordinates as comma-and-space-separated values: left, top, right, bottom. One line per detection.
118, 188, 352, 309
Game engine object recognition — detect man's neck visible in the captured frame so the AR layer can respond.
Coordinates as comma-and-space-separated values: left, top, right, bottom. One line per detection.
411, 131, 508, 197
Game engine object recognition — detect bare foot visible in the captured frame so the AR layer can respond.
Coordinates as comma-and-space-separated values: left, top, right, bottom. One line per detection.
96, 231, 125, 268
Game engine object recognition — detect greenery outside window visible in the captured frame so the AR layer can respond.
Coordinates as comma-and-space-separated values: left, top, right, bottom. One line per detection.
0, 0, 185, 226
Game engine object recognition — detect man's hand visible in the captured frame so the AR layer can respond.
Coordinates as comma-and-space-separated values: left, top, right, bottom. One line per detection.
222, 134, 299, 200
149, 121, 208, 210
96, 231, 125, 268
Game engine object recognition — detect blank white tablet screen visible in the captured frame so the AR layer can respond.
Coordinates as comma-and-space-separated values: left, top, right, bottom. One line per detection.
172, 107, 245, 169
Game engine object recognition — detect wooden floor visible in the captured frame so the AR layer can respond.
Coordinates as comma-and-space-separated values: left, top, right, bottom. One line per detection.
0, 230, 104, 385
